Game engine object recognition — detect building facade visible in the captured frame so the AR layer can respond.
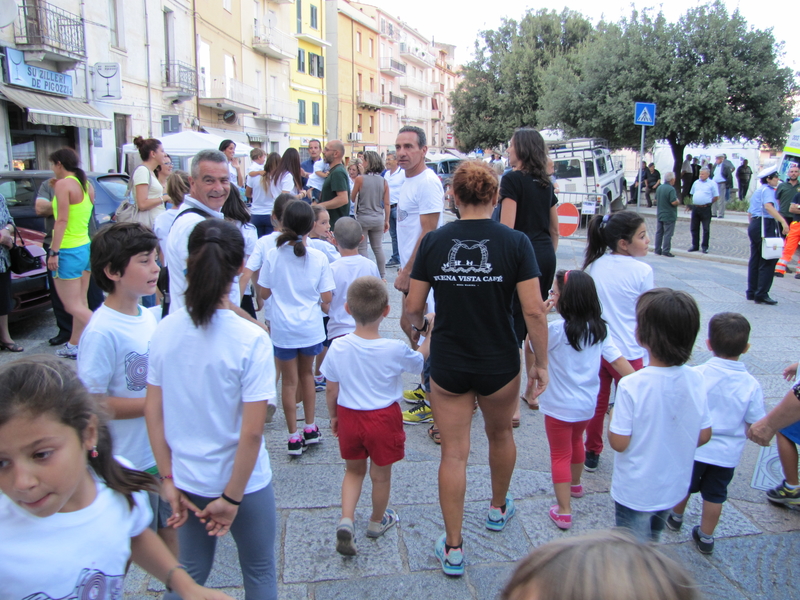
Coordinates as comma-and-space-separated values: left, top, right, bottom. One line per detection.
431, 42, 457, 153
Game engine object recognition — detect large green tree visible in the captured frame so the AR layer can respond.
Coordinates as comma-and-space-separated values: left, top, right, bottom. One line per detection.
450, 9, 593, 152
538, 2, 797, 177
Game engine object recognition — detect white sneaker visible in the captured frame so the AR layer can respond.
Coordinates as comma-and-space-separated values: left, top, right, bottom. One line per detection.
56, 343, 78, 360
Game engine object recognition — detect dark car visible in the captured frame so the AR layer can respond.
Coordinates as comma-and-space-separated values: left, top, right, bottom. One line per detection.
425, 157, 462, 190
9, 226, 50, 322
0, 170, 129, 233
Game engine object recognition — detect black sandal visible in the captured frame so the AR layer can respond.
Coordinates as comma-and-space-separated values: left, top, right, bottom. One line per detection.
0, 341, 24, 352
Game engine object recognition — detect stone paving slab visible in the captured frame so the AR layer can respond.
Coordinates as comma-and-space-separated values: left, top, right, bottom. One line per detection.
659, 543, 749, 600
313, 570, 472, 600
659, 495, 762, 544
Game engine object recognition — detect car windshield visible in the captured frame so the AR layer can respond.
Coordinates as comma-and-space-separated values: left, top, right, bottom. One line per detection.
0, 177, 40, 208
94, 175, 129, 200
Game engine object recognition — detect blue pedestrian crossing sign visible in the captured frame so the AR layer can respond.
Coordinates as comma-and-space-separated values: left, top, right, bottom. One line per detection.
634, 102, 656, 126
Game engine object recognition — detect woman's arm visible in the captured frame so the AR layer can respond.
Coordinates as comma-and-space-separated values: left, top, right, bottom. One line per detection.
193, 400, 268, 536
764, 202, 789, 235
549, 204, 559, 251
500, 197, 517, 229
135, 179, 164, 212
404, 278, 432, 345
351, 176, 363, 211
517, 277, 549, 397
47, 179, 71, 271
383, 180, 391, 232
320, 290, 332, 315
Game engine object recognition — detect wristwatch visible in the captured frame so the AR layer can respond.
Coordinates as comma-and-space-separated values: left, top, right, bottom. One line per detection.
411, 316, 429, 335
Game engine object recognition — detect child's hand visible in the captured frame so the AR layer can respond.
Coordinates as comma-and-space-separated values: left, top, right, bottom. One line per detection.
544, 297, 556, 312
425, 312, 435, 333
195, 498, 238, 536
330, 416, 339, 437
181, 585, 236, 600
161, 479, 199, 529
325, 231, 337, 247
784, 363, 798, 382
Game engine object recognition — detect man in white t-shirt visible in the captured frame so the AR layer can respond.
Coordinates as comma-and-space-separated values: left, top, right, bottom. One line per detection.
384, 151, 405, 268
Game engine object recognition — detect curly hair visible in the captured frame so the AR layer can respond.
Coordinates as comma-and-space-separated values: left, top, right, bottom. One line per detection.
452, 160, 499, 206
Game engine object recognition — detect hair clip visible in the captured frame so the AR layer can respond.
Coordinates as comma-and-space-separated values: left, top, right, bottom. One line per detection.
296, 235, 304, 242
564, 270, 571, 283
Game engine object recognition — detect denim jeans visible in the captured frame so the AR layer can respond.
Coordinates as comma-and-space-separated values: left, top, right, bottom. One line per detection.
388, 204, 399, 263
614, 501, 669, 543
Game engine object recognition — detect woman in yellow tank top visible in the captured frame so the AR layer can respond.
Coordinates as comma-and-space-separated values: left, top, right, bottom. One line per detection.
46, 148, 95, 359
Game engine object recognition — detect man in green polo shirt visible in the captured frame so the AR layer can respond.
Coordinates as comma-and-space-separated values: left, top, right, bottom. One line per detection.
315, 139, 350, 227
654, 171, 679, 257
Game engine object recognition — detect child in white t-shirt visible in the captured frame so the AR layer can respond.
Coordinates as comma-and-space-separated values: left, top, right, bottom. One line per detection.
328, 217, 380, 341
308, 205, 342, 391
320, 276, 430, 555
77, 222, 177, 553
238, 193, 297, 323
146, 219, 278, 598
609, 288, 712, 543
667, 313, 765, 554
582, 211, 654, 472
534, 269, 633, 530
0, 357, 230, 600
258, 201, 335, 456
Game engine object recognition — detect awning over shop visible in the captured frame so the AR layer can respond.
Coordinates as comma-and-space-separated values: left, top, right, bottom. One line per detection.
0, 85, 112, 130
201, 127, 253, 147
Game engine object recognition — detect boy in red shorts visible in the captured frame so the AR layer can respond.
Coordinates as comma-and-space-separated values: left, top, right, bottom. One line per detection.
322, 276, 431, 555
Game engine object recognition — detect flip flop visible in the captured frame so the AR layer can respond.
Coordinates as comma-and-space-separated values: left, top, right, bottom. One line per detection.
521, 395, 539, 410
428, 424, 441, 445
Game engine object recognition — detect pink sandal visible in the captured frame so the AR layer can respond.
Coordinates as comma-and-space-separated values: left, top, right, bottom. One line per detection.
549, 505, 572, 530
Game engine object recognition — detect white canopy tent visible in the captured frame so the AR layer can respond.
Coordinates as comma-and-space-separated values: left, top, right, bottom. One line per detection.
120, 130, 249, 172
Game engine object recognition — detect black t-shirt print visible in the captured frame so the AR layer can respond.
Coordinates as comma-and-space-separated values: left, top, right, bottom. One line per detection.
411, 219, 541, 374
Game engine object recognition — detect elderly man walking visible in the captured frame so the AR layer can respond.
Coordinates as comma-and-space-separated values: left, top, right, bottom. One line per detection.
711, 154, 731, 218
688, 168, 718, 254
654, 172, 679, 257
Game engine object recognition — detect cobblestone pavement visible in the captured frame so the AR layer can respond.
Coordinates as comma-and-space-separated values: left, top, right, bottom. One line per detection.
8, 227, 799, 599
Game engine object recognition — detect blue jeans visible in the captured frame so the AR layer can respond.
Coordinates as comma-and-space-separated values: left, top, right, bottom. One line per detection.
388, 204, 399, 263
250, 213, 273, 238
164, 484, 277, 600
614, 501, 669, 543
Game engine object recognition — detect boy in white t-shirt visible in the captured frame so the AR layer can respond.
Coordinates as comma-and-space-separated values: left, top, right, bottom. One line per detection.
327, 217, 380, 341
609, 288, 712, 543
77, 222, 177, 554
321, 276, 430, 556
666, 313, 765, 554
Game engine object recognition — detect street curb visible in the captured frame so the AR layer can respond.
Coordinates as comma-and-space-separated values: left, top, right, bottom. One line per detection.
648, 247, 748, 266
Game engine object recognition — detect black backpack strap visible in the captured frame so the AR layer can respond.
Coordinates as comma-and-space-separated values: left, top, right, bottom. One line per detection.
161, 207, 213, 318
168, 206, 211, 231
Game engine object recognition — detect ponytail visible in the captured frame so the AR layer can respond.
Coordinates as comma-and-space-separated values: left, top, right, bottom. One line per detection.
48, 147, 88, 191
583, 211, 645, 270
185, 220, 244, 327
276, 200, 314, 257
0, 356, 157, 509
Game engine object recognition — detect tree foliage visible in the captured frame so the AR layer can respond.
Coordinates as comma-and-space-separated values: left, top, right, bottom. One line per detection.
537, 1, 797, 174
450, 9, 593, 152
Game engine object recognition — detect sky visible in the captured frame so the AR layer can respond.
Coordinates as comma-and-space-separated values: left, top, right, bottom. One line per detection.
368, 0, 798, 71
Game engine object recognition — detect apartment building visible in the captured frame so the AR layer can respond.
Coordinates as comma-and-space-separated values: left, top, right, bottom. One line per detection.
325, 0, 379, 159
431, 42, 457, 152
289, 0, 328, 155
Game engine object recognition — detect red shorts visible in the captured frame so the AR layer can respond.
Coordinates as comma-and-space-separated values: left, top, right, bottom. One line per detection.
337, 403, 405, 466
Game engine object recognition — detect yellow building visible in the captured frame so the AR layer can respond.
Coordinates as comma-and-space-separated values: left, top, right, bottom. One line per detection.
289, 0, 329, 153
325, 1, 380, 159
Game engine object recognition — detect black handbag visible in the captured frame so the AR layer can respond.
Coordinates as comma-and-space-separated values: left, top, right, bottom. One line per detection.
9, 227, 41, 274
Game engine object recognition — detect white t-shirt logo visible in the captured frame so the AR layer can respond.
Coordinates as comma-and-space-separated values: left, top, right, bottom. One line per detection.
125, 348, 149, 392
442, 239, 492, 274
397, 207, 409, 222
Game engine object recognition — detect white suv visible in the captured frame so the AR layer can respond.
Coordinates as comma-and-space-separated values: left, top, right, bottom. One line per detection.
548, 139, 627, 213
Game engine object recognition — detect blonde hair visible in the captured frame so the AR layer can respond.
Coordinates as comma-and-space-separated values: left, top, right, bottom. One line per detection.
501, 530, 698, 600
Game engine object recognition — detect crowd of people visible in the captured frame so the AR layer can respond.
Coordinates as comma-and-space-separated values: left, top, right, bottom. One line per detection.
2, 126, 800, 600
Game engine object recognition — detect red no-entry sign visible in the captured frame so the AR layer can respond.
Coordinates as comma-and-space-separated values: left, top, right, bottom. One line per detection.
557, 203, 580, 237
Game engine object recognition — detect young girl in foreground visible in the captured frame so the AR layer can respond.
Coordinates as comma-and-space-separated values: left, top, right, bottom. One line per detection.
258, 201, 335, 456
535, 270, 633, 529
0, 356, 231, 600
581, 211, 653, 472
309, 205, 340, 390
145, 219, 278, 600
501, 530, 698, 600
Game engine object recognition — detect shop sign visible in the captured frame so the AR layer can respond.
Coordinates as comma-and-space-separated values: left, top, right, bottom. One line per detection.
4, 47, 73, 96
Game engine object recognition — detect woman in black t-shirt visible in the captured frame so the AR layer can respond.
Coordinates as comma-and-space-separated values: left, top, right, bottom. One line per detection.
406, 161, 550, 576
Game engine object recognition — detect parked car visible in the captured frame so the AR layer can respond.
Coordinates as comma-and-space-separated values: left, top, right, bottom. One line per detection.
426, 156, 462, 212
9, 226, 50, 322
0, 170, 129, 233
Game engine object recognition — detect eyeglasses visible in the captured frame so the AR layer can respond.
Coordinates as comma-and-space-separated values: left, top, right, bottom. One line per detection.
163, 162, 173, 167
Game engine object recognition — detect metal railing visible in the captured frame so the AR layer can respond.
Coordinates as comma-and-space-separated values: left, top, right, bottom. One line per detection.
162, 61, 197, 95
200, 78, 261, 110
379, 57, 406, 74
15, 0, 86, 58
399, 76, 434, 96
253, 22, 297, 57
557, 191, 606, 232
383, 92, 405, 107
399, 42, 435, 67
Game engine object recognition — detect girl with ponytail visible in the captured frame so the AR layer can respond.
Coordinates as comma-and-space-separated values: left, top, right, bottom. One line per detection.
581, 211, 653, 473
145, 218, 279, 598
0, 356, 231, 600
258, 200, 335, 456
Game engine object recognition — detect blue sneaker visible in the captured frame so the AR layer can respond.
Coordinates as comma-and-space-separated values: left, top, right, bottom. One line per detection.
435, 534, 464, 576
486, 496, 515, 531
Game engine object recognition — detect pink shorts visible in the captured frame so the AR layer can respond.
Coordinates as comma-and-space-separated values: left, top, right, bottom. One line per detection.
337, 403, 405, 466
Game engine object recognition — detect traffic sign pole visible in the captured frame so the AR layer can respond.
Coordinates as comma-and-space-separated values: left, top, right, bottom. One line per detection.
637, 124, 645, 212
633, 102, 657, 213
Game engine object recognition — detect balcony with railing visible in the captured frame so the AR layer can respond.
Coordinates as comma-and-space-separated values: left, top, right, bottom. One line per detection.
379, 57, 406, 76
14, 1, 86, 65
199, 78, 261, 112
253, 23, 297, 60
381, 92, 405, 110
401, 106, 431, 122
398, 76, 433, 97
399, 42, 435, 68
357, 91, 382, 110
261, 98, 297, 123
162, 61, 197, 100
